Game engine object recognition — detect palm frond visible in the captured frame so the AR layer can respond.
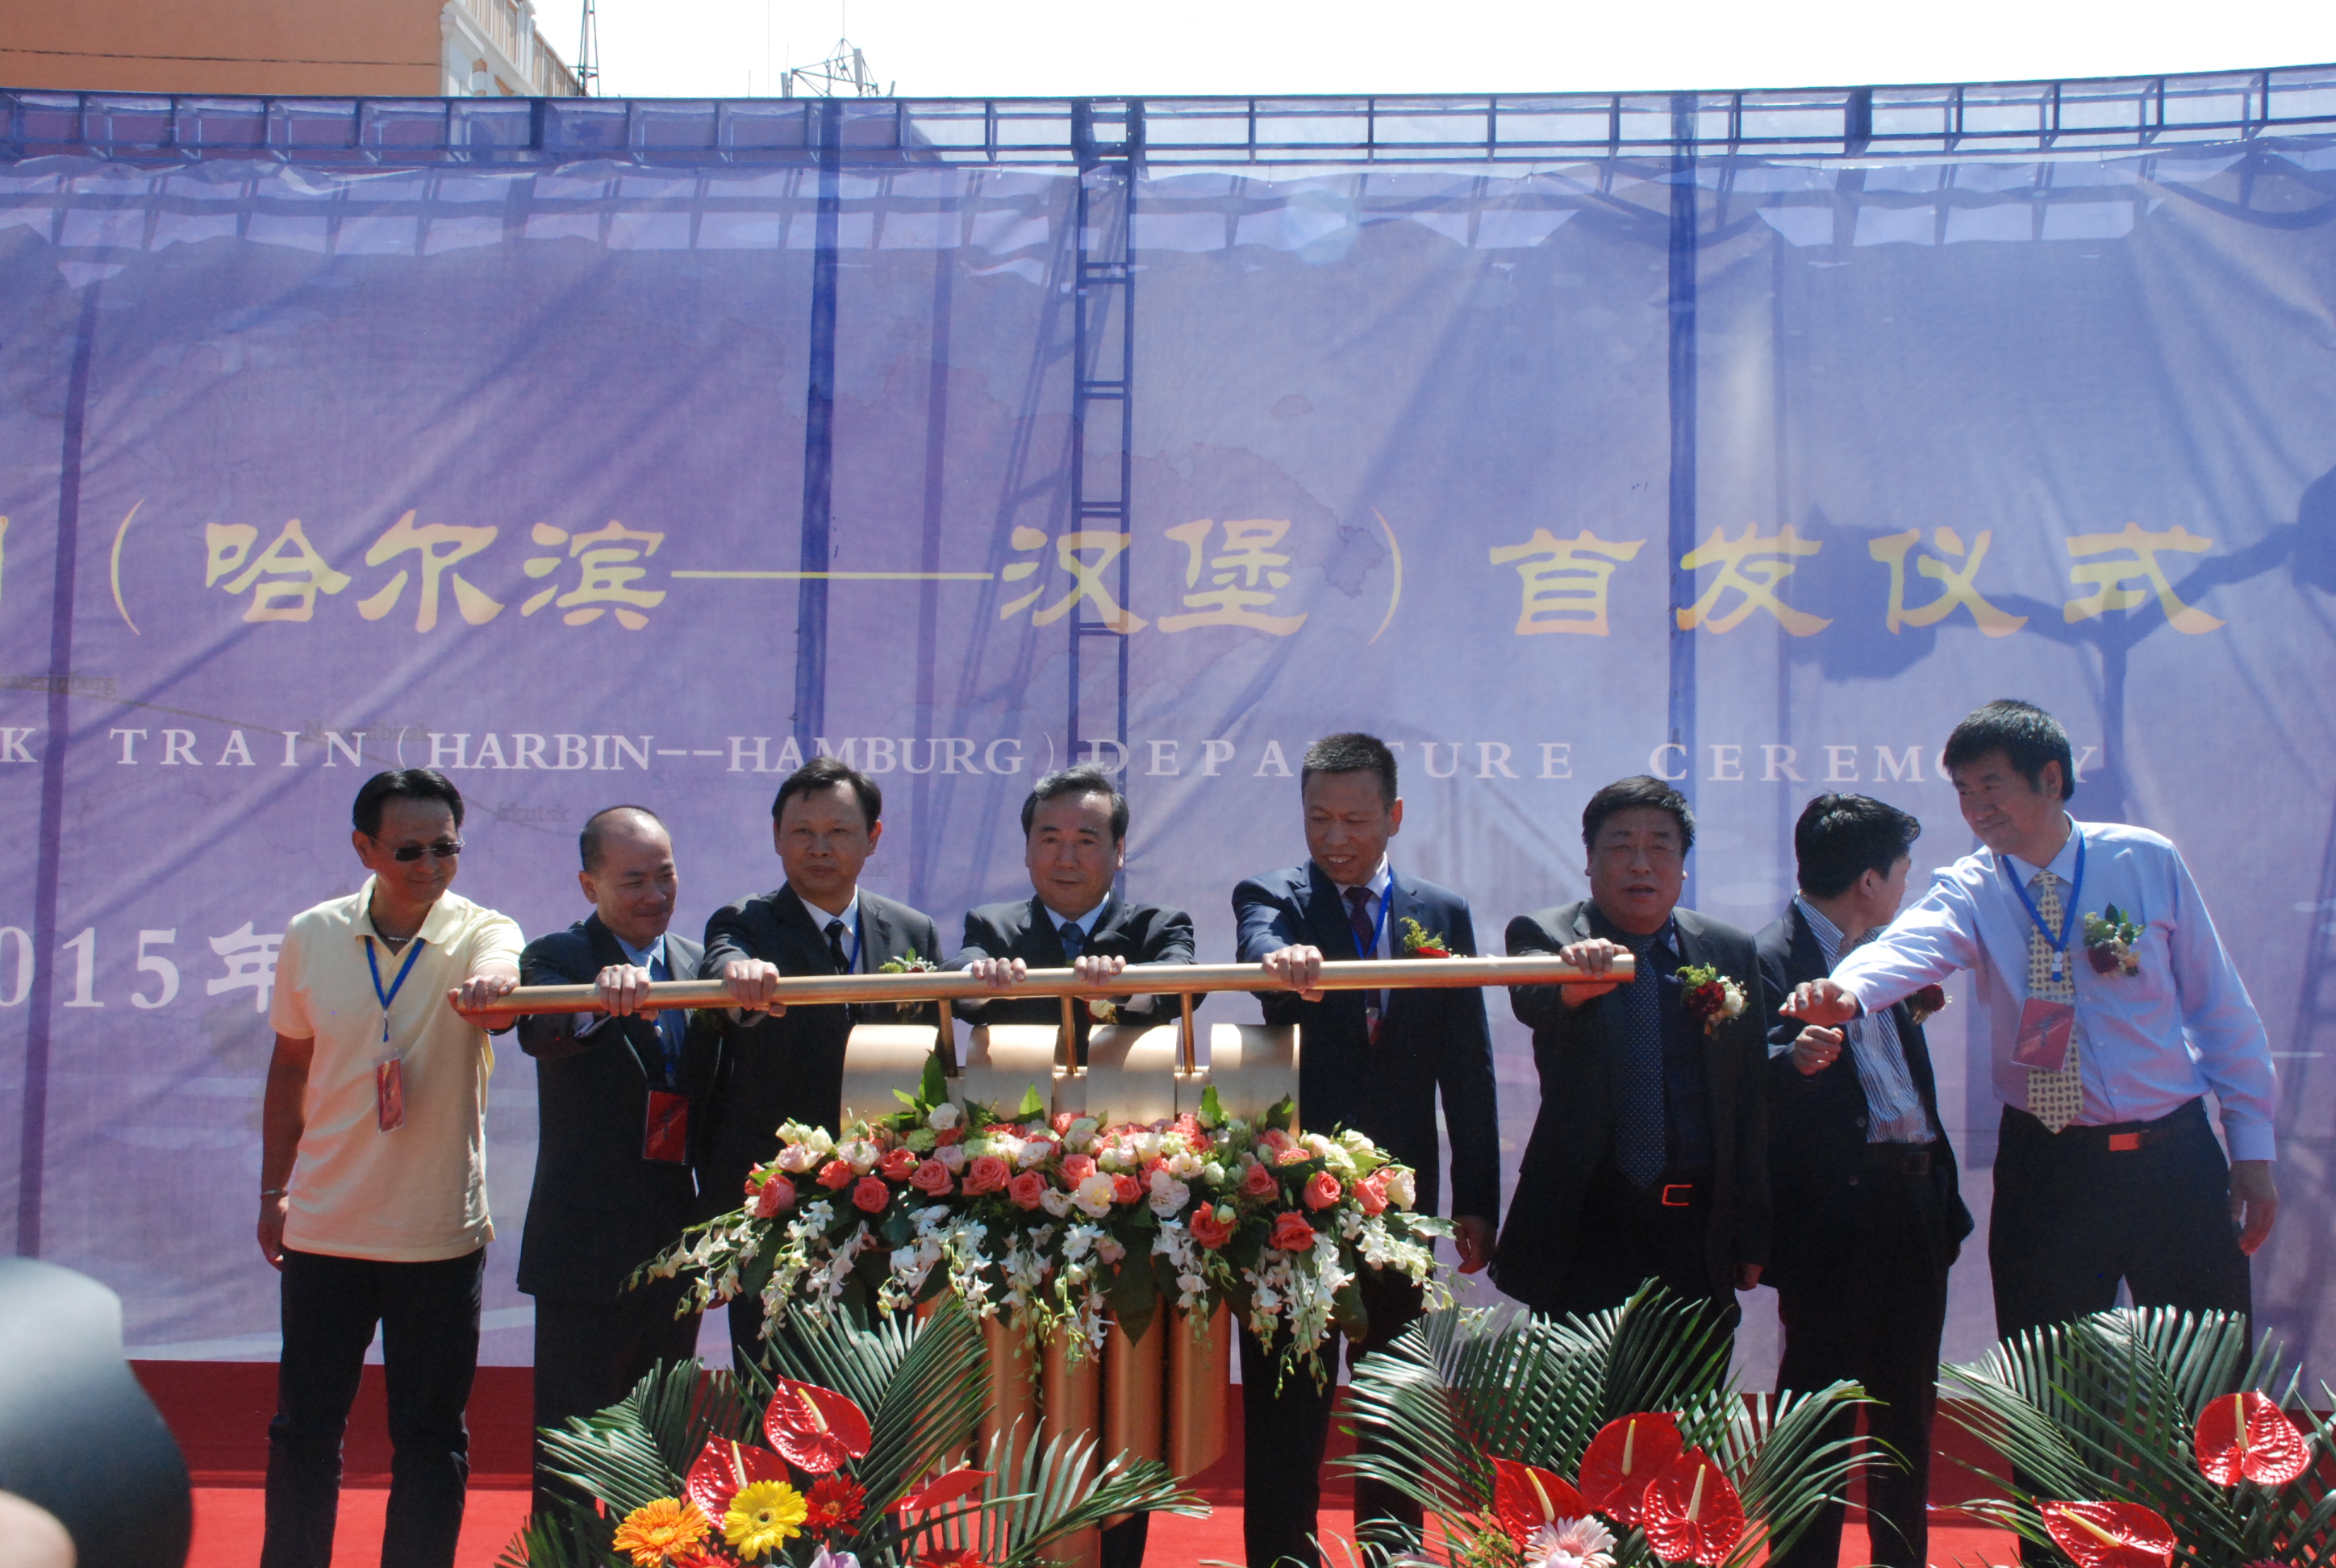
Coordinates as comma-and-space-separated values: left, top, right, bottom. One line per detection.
1942, 1306, 2336, 1568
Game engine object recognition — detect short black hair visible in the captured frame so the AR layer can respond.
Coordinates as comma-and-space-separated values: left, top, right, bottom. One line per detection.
772, 754, 882, 828
580, 804, 665, 872
352, 769, 465, 840
1942, 699, 2075, 801
1581, 775, 1695, 854
1794, 794, 1921, 899
1299, 732, 1398, 806
1021, 765, 1129, 841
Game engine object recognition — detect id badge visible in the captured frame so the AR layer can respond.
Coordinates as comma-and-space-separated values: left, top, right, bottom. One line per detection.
2013, 997, 2076, 1071
375, 1057, 407, 1132
643, 1089, 690, 1164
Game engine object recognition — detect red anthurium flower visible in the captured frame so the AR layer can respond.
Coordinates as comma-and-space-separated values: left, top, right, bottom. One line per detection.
684, 1437, 794, 1524
764, 1378, 874, 1474
1579, 1412, 1685, 1526
1492, 1457, 1592, 1545
1639, 1449, 1746, 1566
896, 1466, 994, 1514
2196, 1393, 2310, 1488
2041, 1501, 2177, 1568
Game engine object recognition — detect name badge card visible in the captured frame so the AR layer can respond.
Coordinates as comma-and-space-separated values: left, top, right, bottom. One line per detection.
2012, 997, 2075, 1072
376, 1057, 407, 1132
643, 1089, 690, 1164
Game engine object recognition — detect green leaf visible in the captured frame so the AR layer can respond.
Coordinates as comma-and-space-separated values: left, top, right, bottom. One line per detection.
920, 1051, 949, 1106
1330, 1277, 1370, 1341
1264, 1094, 1297, 1132
1017, 1083, 1047, 1118
1108, 1255, 1161, 1345
895, 1086, 922, 1107
1199, 1084, 1224, 1128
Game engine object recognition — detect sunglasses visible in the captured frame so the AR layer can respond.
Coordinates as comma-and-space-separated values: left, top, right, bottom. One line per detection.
375, 837, 465, 862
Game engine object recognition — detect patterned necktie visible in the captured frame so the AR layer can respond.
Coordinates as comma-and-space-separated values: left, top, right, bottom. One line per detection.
1058, 921, 1083, 960
1345, 886, 1385, 1041
2025, 870, 2084, 1132
1615, 940, 1666, 1188
824, 919, 850, 974
650, 950, 682, 1078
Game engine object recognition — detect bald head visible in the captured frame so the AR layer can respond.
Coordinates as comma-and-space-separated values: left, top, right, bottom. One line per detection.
578, 806, 678, 949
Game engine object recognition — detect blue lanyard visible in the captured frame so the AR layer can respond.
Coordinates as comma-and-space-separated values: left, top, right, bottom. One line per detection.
1349, 881, 1391, 960
365, 936, 426, 1048
2005, 826, 2085, 982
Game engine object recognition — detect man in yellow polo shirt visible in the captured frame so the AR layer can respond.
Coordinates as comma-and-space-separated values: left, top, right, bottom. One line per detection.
257, 769, 522, 1568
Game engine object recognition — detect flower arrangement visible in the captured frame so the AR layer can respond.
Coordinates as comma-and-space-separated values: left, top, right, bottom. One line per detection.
640, 1057, 1450, 1388
2082, 907, 2144, 977
1673, 965, 1746, 1038
1341, 1289, 1871, 1568
515, 1295, 1199, 1568
1946, 1307, 2336, 1568
1401, 918, 1453, 958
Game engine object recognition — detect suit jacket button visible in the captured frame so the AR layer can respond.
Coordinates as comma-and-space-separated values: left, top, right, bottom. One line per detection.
1854, 1116, 1867, 1128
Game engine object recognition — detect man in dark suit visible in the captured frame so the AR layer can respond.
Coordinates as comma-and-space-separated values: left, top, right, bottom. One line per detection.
1756, 794, 1971, 1568
953, 763, 1196, 1063
955, 763, 1194, 1568
516, 805, 721, 1520
700, 756, 943, 1363
1234, 732, 1500, 1568
1493, 775, 1769, 1336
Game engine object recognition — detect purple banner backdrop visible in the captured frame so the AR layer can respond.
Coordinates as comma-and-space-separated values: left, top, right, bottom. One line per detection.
2, 134, 2334, 1377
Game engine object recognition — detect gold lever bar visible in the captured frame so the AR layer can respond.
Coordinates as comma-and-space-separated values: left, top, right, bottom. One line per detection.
460, 953, 1634, 1021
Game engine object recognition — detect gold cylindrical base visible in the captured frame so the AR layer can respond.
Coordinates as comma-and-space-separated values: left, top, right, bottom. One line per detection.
980, 1313, 1039, 1464
1167, 1303, 1231, 1480
1100, 1312, 1167, 1527
1040, 1325, 1103, 1568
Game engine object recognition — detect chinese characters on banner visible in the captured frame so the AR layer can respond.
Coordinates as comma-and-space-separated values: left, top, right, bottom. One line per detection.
194, 511, 2231, 641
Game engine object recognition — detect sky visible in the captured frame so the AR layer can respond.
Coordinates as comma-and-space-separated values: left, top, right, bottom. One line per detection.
529, 0, 2336, 102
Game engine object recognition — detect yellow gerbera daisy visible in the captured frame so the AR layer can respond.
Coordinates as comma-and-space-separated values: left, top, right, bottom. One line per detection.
611, 1497, 711, 1567
724, 1478, 809, 1560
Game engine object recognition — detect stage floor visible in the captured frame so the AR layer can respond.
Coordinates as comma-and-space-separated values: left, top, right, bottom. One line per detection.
145, 1362, 2022, 1567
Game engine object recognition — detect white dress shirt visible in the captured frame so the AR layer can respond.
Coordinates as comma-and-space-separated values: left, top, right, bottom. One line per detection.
1830, 816, 2276, 1161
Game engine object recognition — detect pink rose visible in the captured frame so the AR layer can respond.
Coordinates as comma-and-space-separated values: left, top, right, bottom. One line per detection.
1190, 1204, 1237, 1249
878, 1147, 917, 1182
1354, 1173, 1388, 1216
1052, 1111, 1075, 1134
852, 1174, 892, 1214
1276, 1145, 1311, 1167
1007, 1170, 1047, 1210
817, 1159, 855, 1191
963, 1154, 1011, 1195
1061, 1154, 1097, 1185
1241, 1161, 1280, 1199
1303, 1171, 1341, 1211
1173, 1113, 1203, 1144
935, 1124, 965, 1146
752, 1174, 798, 1219
1270, 1211, 1316, 1253
1257, 1127, 1291, 1153
1112, 1172, 1143, 1206
909, 1158, 954, 1198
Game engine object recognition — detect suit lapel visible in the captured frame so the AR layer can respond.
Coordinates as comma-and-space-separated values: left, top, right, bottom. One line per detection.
1029, 895, 1070, 964
774, 886, 838, 974
583, 914, 655, 1081
1082, 894, 1129, 954
1304, 862, 1360, 958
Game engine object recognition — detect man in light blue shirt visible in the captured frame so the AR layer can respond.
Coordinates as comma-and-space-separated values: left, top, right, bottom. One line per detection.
1785, 700, 2276, 1339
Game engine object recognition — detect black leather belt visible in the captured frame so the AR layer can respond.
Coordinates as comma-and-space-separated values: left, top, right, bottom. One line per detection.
1862, 1141, 1935, 1177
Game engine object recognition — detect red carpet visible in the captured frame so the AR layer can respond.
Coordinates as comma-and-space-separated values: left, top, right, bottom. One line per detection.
143, 1362, 2020, 1567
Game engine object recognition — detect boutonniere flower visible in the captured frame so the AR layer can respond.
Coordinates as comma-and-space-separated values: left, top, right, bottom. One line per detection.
1674, 964, 1746, 1036
1400, 917, 1452, 957
877, 950, 940, 1015
1907, 983, 1947, 1027
1087, 998, 1118, 1023
2082, 907, 2142, 977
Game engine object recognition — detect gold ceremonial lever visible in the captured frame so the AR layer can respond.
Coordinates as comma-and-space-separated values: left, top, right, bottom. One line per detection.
460, 953, 1635, 1022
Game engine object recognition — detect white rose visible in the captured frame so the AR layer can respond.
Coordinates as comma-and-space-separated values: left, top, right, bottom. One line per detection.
1074, 1172, 1119, 1219
1384, 1168, 1417, 1210
928, 1101, 962, 1131
1015, 1140, 1051, 1170
844, 1140, 879, 1174
1099, 1147, 1133, 1173
1167, 1149, 1203, 1179
776, 1144, 823, 1174
1149, 1176, 1191, 1218
1131, 1131, 1163, 1161
1202, 1161, 1228, 1188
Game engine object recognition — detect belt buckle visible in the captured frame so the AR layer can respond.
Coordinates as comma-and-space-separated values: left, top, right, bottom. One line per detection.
1659, 1182, 1694, 1208
2107, 1131, 2142, 1153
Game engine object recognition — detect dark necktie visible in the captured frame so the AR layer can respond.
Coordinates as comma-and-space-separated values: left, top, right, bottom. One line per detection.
649, 950, 682, 1078
1345, 885, 1384, 1043
825, 919, 850, 974
1614, 936, 1666, 1188
1059, 921, 1084, 960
